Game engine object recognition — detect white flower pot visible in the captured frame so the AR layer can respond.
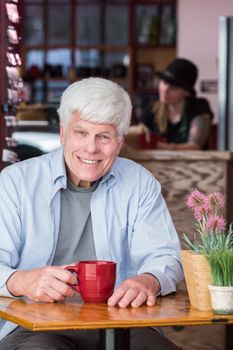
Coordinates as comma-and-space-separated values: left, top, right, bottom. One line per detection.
208, 285, 233, 314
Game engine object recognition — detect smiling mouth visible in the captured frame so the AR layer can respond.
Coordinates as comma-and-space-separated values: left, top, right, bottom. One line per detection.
78, 157, 100, 164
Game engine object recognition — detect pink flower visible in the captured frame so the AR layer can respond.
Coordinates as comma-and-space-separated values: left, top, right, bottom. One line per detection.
206, 215, 226, 233
205, 192, 225, 210
184, 190, 230, 253
186, 189, 206, 210
194, 204, 213, 221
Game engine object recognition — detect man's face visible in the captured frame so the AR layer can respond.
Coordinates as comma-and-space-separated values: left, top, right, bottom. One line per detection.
60, 113, 123, 188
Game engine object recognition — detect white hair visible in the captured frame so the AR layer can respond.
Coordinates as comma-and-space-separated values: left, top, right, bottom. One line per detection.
57, 77, 132, 136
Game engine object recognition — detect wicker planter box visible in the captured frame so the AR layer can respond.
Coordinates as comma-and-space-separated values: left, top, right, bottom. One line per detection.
180, 250, 212, 311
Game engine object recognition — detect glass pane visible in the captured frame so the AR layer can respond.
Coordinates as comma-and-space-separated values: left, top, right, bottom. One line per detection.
106, 0, 129, 2
76, 6, 101, 45
25, 50, 44, 78
104, 51, 127, 67
136, 5, 159, 45
23, 5, 44, 45
76, 0, 101, 2
24, 0, 43, 2
46, 49, 71, 77
159, 4, 176, 45
75, 0, 128, 2
47, 4, 71, 45
104, 51, 128, 78
48, 0, 69, 2
75, 50, 128, 79
47, 81, 69, 104
75, 49, 100, 67
74, 0, 103, 5
33, 80, 44, 103
134, 92, 155, 121
75, 49, 101, 77
105, 6, 128, 45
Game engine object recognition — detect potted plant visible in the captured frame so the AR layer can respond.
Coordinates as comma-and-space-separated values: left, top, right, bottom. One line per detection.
181, 189, 233, 314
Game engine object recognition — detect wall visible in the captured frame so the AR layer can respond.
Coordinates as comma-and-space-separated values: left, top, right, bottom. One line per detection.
177, 0, 233, 122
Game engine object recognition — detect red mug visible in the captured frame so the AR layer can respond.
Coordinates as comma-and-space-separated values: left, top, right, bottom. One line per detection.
139, 132, 167, 149
65, 260, 116, 303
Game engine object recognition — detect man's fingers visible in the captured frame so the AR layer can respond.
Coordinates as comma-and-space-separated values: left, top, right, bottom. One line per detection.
108, 287, 154, 308
146, 293, 156, 307
39, 294, 55, 303
117, 288, 138, 308
108, 274, 158, 308
27, 267, 76, 302
118, 288, 145, 308
131, 290, 148, 308
49, 278, 75, 298
51, 267, 77, 285
45, 287, 66, 302
108, 286, 127, 307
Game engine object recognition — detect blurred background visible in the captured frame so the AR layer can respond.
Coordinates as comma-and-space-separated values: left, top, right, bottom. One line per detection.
1, 0, 233, 163
1, 1, 233, 349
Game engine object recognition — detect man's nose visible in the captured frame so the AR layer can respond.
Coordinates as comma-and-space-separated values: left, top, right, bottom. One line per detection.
85, 135, 99, 153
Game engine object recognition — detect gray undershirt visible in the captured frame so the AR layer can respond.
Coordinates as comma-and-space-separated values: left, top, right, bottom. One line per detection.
52, 179, 99, 266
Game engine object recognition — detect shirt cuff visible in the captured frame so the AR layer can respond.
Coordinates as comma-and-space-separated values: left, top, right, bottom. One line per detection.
0, 283, 16, 298
138, 268, 177, 296
0, 266, 18, 298
151, 270, 176, 296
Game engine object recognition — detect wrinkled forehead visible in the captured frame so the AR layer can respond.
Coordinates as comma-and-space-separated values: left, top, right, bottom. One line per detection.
68, 113, 119, 134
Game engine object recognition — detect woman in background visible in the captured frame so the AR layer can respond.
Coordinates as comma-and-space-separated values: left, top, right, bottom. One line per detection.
132, 58, 213, 150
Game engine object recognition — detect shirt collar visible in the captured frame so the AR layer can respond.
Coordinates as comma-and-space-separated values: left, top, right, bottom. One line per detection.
100, 157, 119, 189
50, 146, 119, 190
50, 146, 67, 190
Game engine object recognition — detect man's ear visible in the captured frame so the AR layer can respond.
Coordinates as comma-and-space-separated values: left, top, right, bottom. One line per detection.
116, 137, 125, 155
60, 123, 65, 144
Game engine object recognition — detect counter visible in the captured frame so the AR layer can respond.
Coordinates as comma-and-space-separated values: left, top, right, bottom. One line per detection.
120, 149, 233, 243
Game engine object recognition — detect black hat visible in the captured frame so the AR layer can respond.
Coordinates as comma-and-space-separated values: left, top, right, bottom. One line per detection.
156, 58, 198, 95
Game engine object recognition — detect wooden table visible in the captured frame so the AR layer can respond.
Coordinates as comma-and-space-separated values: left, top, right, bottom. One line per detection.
1, 291, 233, 350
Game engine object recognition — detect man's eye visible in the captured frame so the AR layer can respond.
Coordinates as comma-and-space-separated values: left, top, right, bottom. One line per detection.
75, 130, 85, 136
98, 135, 111, 143
100, 135, 110, 140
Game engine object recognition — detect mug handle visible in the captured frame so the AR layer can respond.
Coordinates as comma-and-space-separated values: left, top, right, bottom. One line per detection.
65, 265, 80, 292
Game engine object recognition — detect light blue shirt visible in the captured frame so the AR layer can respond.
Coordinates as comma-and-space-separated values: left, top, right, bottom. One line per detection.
0, 146, 183, 340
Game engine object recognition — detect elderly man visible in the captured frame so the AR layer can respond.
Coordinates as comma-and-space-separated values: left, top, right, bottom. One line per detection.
0, 78, 183, 350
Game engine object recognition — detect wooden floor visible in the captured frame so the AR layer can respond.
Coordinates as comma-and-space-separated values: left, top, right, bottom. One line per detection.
163, 325, 224, 350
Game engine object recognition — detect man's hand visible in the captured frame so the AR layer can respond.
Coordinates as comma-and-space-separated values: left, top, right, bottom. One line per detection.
107, 273, 160, 308
6, 266, 76, 302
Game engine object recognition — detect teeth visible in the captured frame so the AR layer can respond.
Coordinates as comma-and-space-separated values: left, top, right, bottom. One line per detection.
79, 157, 98, 164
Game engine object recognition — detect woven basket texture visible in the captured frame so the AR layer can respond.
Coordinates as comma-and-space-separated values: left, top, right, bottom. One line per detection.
181, 250, 211, 311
